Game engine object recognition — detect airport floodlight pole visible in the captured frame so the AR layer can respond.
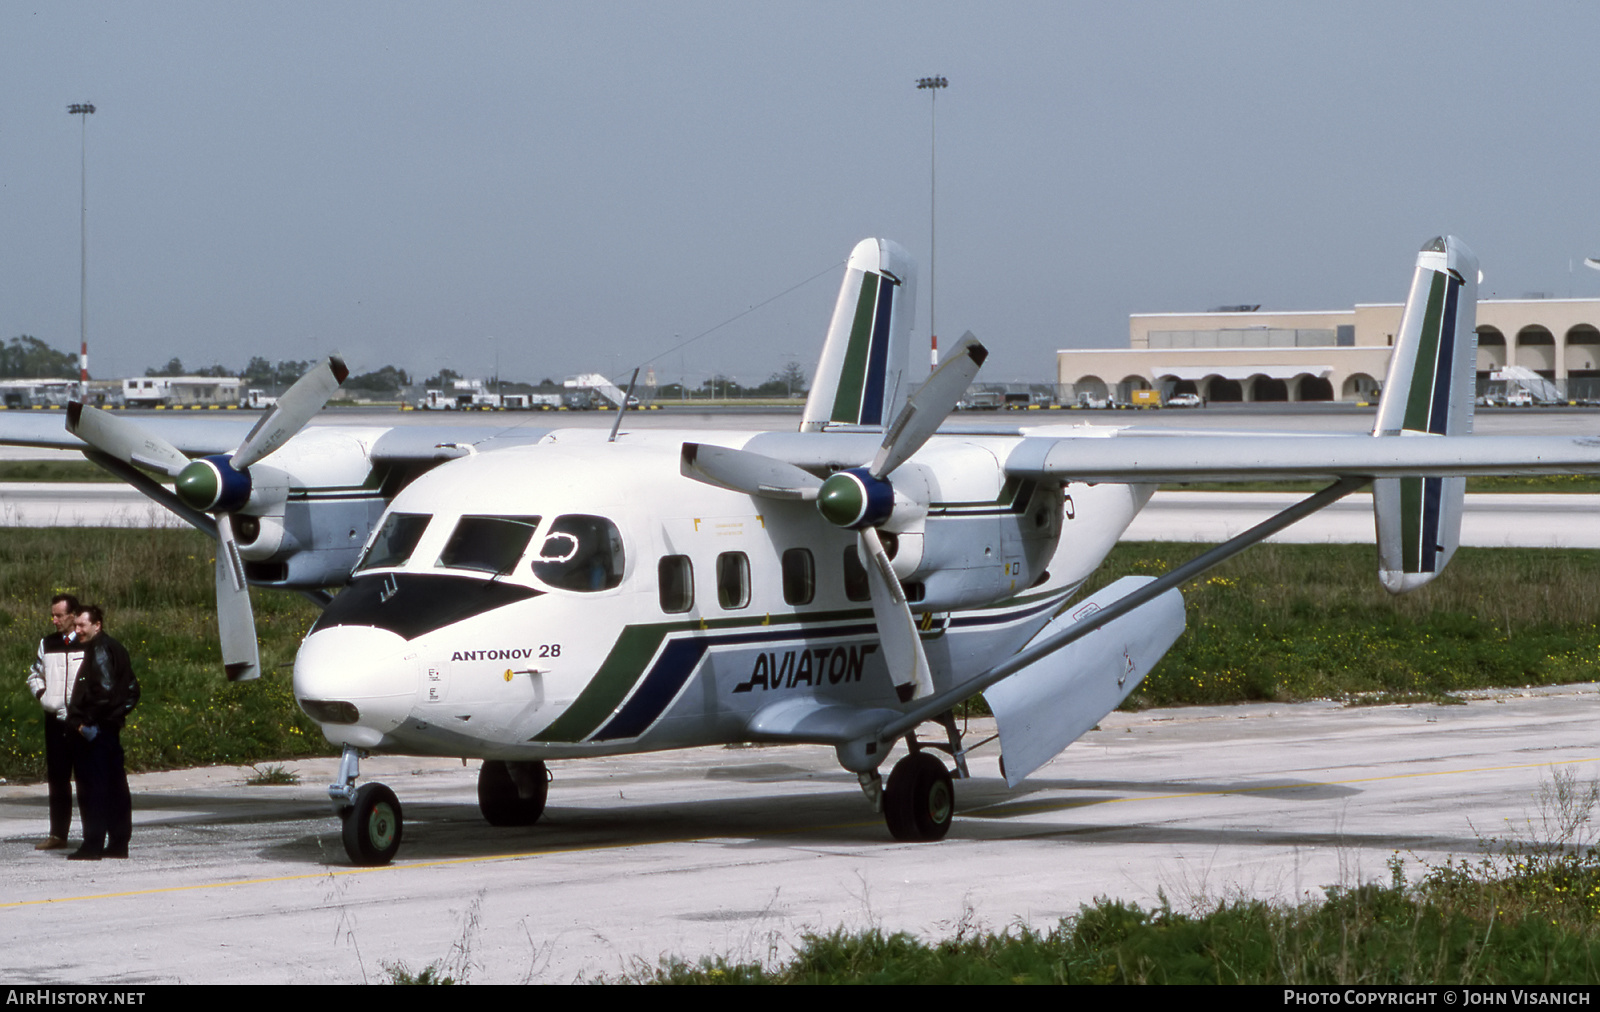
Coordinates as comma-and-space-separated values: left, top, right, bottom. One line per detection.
916, 76, 946, 371
68, 103, 95, 399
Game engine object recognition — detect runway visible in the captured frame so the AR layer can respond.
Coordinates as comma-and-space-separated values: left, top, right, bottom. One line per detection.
5, 685, 1598, 983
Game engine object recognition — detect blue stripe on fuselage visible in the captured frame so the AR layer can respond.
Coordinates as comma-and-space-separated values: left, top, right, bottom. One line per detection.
592, 621, 878, 741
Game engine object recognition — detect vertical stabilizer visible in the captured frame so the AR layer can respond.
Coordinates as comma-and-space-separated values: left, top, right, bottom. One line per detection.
800, 239, 917, 432
1372, 235, 1479, 593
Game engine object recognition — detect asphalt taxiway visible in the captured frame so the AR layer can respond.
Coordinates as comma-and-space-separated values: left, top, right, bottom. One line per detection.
6, 686, 1599, 984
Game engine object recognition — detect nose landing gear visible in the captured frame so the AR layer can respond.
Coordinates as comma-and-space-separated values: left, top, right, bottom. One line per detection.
331, 745, 403, 866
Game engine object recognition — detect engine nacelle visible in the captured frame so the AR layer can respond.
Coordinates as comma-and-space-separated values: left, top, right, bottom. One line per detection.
229, 428, 394, 589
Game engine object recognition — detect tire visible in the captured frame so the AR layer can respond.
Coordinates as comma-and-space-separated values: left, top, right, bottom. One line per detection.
342, 782, 403, 866
478, 759, 549, 827
883, 752, 954, 841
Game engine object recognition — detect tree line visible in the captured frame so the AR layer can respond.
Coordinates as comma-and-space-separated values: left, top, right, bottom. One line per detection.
3, 335, 808, 397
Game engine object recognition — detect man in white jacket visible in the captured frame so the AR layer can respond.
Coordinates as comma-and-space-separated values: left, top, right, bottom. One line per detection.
27, 593, 82, 850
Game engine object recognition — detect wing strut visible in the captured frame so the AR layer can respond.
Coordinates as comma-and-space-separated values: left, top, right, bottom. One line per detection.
871, 475, 1371, 744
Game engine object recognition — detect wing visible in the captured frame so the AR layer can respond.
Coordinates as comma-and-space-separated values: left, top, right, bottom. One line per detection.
0, 411, 247, 455
1003, 431, 1600, 484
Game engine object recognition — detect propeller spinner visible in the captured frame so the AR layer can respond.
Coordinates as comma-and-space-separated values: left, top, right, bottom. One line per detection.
682, 334, 986, 701
66, 356, 349, 681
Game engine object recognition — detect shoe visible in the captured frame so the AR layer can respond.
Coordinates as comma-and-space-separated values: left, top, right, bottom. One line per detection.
34, 836, 67, 851
104, 845, 128, 859
66, 848, 103, 861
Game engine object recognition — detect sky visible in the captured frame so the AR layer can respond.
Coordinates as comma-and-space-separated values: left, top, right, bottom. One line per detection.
5, 2, 1600, 387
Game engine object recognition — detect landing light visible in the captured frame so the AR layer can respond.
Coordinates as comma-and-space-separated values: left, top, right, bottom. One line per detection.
300, 699, 360, 724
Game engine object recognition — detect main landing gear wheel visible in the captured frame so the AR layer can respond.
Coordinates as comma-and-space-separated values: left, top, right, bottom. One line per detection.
478, 759, 549, 827
342, 782, 403, 865
883, 751, 954, 841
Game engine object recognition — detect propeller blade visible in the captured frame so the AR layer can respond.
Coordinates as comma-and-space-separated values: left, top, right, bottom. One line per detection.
869, 332, 987, 480
680, 442, 823, 501
214, 513, 261, 682
231, 356, 349, 470
65, 402, 190, 477
859, 527, 934, 701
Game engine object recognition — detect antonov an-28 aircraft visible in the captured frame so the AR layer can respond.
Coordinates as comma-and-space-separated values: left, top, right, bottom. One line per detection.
10, 235, 1600, 865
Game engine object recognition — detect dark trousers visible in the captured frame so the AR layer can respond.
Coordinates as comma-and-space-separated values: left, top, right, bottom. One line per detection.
72, 727, 131, 853
43, 713, 74, 838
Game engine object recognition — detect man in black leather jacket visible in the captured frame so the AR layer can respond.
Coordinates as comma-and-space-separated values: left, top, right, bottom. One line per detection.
65, 605, 139, 861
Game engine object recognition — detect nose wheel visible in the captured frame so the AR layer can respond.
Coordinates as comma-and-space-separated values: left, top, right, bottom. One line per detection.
341, 782, 403, 865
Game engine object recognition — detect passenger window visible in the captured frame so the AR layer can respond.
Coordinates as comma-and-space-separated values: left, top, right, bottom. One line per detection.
782, 548, 814, 605
717, 552, 750, 609
358, 512, 432, 571
532, 514, 626, 592
659, 555, 693, 613
436, 515, 540, 575
843, 546, 870, 602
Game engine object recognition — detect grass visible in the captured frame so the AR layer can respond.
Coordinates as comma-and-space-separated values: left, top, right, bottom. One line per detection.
1089, 542, 1600, 708
5, 531, 1599, 782
0, 460, 125, 482
631, 774, 1600, 984
0, 527, 330, 781
634, 886, 1600, 984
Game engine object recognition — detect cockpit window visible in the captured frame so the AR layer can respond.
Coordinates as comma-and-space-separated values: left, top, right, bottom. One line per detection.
435, 515, 541, 575
357, 512, 432, 572
531, 514, 625, 592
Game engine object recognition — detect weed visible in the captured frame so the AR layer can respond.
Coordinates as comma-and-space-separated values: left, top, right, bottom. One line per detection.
384, 960, 460, 986
379, 892, 485, 985
245, 763, 300, 786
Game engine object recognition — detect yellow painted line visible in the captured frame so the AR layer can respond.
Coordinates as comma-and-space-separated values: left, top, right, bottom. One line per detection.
10, 754, 1597, 910
0, 828, 814, 910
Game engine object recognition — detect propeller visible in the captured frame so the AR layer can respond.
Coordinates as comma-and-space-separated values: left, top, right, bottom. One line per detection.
67, 356, 349, 681
681, 333, 986, 700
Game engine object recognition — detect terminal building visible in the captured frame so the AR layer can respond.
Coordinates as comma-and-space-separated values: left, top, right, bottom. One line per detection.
1056, 297, 1600, 404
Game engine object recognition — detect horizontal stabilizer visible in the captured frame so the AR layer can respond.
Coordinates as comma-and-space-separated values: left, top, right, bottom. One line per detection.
983, 576, 1184, 787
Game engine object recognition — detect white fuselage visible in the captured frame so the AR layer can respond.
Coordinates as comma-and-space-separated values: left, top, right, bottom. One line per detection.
292, 428, 1152, 763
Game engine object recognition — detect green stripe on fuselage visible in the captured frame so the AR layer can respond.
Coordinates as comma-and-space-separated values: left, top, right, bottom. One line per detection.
530, 583, 1074, 744
830, 274, 880, 424
1402, 272, 1447, 434
536, 623, 674, 742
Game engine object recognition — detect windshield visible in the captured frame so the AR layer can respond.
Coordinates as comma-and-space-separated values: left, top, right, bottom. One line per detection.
356, 513, 432, 572
530, 514, 625, 592
435, 515, 542, 575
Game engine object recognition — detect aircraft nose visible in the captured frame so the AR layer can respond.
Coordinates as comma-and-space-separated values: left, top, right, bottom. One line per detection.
294, 624, 416, 747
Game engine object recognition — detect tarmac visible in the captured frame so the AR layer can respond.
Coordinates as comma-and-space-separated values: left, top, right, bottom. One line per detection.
6, 686, 1600, 983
